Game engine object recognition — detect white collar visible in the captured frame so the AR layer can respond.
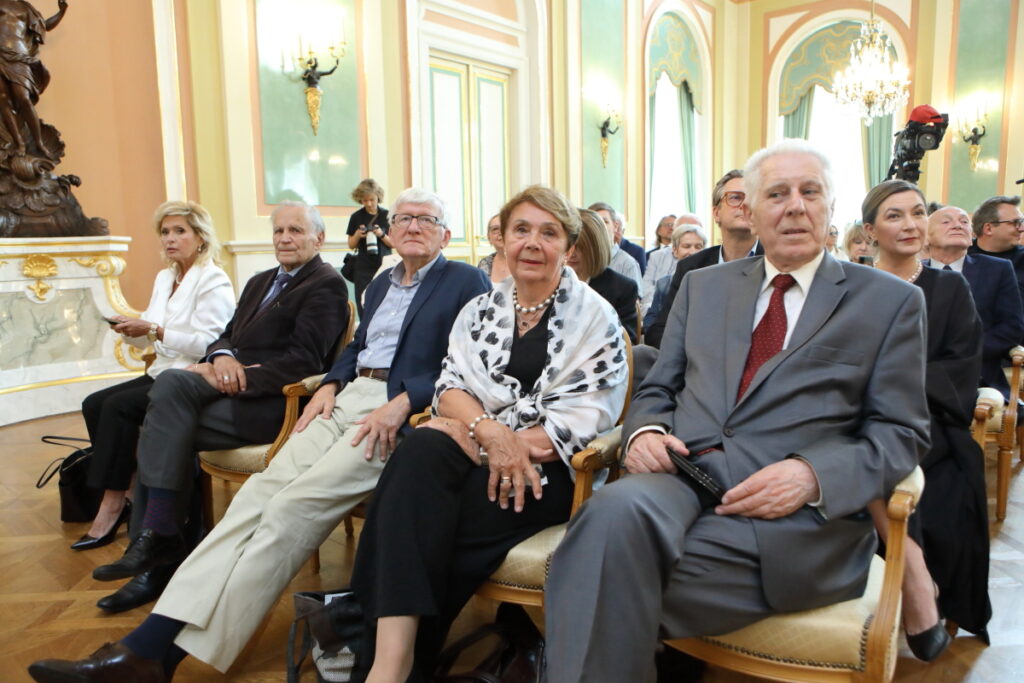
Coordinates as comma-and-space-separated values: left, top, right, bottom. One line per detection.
761, 250, 825, 296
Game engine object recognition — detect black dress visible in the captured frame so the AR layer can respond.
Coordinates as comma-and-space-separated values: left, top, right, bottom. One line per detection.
350, 308, 574, 680
913, 267, 991, 639
346, 207, 391, 315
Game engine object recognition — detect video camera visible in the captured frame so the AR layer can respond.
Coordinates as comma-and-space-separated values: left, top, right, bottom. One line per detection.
886, 104, 949, 184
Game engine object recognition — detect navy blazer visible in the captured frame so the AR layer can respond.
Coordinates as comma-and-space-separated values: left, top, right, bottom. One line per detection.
619, 238, 648, 274
958, 254, 1024, 398
322, 254, 491, 417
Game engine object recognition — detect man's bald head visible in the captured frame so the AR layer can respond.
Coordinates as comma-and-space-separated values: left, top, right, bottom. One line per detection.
927, 205, 972, 250
673, 213, 702, 229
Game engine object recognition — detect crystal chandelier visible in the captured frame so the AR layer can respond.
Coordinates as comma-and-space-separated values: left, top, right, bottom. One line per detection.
832, 5, 909, 125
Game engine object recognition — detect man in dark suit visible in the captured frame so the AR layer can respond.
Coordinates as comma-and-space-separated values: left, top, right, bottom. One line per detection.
89, 201, 349, 584
645, 169, 763, 348
616, 214, 649, 274
28, 190, 491, 682
968, 195, 1024, 305
544, 140, 929, 680
929, 205, 1024, 399
589, 201, 645, 291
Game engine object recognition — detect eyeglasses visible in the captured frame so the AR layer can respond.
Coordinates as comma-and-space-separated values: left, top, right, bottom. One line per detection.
391, 214, 443, 229
992, 218, 1024, 228
719, 191, 745, 208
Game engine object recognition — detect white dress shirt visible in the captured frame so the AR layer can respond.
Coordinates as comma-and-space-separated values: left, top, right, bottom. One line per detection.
754, 250, 824, 349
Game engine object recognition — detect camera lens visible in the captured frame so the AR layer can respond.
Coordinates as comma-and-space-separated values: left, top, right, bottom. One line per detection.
919, 132, 938, 150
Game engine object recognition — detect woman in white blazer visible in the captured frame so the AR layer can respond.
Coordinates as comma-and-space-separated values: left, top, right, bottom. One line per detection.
74, 201, 235, 552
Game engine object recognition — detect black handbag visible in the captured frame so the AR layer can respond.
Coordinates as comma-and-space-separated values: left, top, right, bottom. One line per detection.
434, 603, 545, 683
287, 589, 365, 683
35, 435, 102, 523
340, 253, 356, 282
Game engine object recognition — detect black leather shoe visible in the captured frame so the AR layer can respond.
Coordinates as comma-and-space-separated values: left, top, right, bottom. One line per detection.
907, 621, 952, 662
96, 563, 176, 613
92, 529, 186, 582
28, 641, 166, 682
71, 501, 132, 551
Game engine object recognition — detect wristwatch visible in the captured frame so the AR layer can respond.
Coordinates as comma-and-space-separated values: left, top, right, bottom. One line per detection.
147, 323, 158, 342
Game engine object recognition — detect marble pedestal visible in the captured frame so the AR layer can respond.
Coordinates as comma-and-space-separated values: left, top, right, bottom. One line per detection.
0, 237, 146, 426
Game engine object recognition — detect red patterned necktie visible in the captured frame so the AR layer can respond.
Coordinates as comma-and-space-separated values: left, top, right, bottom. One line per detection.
737, 273, 797, 400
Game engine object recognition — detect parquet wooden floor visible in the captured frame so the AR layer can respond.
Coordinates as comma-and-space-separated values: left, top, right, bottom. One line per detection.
2, 412, 1023, 681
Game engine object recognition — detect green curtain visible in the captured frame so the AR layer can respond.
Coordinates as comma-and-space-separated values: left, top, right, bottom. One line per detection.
648, 93, 656, 216
863, 114, 894, 188
679, 82, 696, 213
783, 87, 815, 139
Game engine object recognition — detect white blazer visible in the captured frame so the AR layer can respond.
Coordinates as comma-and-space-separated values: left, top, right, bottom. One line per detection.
124, 263, 236, 377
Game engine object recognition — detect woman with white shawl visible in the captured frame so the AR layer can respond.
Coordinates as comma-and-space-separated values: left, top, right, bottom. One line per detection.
349, 186, 629, 681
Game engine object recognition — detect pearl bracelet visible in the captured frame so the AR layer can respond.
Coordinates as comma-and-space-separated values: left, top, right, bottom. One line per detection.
468, 412, 495, 442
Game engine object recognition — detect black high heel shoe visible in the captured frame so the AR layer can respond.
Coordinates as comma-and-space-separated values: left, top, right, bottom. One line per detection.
70, 500, 132, 551
906, 620, 952, 661
906, 584, 952, 662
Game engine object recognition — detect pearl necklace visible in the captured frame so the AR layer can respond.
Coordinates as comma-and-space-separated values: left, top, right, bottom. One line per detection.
513, 288, 557, 332
513, 288, 557, 314
904, 260, 923, 283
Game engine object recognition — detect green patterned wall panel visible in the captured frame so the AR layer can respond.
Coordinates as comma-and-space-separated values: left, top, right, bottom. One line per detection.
581, 0, 625, 210
647, 12, 703, 113
255, 0, 361, 206
948, 0, 1011, 210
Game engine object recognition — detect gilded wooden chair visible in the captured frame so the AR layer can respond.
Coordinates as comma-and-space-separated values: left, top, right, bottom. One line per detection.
978, 345, 1024, 521
197, 299, 357, 531
665, 467, 923, 683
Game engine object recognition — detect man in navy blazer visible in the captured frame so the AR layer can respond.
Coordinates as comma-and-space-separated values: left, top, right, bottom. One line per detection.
928, 206, 1024, 399
30, 189, 491, 679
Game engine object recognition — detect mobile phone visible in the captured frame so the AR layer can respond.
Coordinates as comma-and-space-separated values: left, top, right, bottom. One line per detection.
857, 255, 874, 267
667, 447, 726, 507
102, 316, 119, 326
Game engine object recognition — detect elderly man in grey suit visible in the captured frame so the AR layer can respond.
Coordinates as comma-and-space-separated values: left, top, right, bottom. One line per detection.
544, 139, 931, 681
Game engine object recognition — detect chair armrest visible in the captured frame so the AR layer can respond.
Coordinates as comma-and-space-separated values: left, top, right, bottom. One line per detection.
569, 426, 623, 515
409, 410, 431, 427
264, 375, 329, 467
864, 465, 923, 680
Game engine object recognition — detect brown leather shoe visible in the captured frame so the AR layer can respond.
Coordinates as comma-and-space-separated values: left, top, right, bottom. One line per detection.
28, 642, 166, 682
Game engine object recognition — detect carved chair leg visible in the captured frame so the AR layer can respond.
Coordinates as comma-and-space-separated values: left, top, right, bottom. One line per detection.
309, 548, 321, 574
344, 513, 355, 537
997, 446, 1011, 521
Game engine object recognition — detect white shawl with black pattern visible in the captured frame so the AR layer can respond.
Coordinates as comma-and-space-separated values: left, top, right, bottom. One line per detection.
433, 267, 628, 478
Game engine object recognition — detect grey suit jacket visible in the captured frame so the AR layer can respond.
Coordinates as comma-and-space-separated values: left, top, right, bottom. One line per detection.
623, 253, 930, 612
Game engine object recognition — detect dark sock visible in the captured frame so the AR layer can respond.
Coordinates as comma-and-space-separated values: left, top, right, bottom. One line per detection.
142, 487, 180, 536
122, 614, 185, 662
163, 644, 188, 677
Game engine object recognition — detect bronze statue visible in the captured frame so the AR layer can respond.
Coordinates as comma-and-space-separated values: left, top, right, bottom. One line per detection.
0, 0, 108, 238
963, 125, 986, 172
299, 54, 338, 136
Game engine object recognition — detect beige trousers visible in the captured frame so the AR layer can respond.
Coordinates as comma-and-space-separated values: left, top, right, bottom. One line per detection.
152, 377, 390, 672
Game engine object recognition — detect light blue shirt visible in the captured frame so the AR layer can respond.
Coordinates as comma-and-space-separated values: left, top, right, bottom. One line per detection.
356, 255, 440, 370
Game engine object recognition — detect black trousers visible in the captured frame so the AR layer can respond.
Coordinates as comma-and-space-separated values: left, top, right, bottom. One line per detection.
351, 427, 573, 681
81, 374, 155, 491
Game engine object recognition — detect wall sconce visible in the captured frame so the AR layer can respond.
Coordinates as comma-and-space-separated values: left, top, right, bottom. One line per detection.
287, 35, 347, 135
952, 93, 992, 172
599, 105, 621, 168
